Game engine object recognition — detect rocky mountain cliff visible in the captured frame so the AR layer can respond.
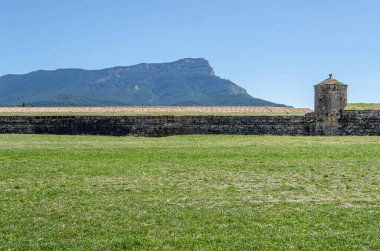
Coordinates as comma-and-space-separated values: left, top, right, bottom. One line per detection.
0, 58, 287, 107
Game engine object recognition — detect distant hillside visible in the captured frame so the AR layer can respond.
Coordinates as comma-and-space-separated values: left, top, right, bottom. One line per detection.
0, 58, 287, 107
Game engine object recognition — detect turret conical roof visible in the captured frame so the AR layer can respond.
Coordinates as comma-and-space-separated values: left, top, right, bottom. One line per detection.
315, 74, 347, 86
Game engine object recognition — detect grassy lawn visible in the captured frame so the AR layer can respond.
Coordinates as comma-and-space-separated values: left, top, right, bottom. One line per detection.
0, 135, 379, 250
345, 103, 380, 110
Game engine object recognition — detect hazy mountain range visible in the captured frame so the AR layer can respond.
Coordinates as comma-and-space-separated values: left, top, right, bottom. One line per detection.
0, 58, 287, 107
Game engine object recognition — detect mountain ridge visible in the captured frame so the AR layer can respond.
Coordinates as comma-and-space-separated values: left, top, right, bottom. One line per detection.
0, 58, 287, 107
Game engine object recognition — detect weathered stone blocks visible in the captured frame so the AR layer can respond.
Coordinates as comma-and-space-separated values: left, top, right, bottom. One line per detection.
0, 116, 308, 137
0, 112, 379, 137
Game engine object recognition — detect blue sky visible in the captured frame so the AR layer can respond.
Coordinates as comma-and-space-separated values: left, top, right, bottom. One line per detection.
1, 0, 379, 108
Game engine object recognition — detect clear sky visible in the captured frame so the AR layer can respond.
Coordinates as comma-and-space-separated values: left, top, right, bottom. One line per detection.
1, 0, 379, 108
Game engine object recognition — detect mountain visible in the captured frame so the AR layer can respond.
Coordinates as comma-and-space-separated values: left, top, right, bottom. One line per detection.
0, 58, 287, 107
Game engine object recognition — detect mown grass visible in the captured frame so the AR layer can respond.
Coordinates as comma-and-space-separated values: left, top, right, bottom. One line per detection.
346, 103, 380, 110
0, 135, 379, 250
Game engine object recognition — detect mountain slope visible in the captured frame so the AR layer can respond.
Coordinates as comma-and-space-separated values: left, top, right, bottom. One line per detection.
0, 58, 287, 107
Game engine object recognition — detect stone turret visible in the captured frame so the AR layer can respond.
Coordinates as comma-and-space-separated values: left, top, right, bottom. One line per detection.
315, 74, 348, 114
310, 74, 348, 135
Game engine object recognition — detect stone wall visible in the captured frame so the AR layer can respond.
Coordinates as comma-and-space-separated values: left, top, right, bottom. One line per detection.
0, 115, 307, 137
340, 110, 380, 136
1, 112, 380, 136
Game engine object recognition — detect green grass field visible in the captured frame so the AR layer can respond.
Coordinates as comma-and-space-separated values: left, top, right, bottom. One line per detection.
0, 135, 379, 250
345, 103, 380, 110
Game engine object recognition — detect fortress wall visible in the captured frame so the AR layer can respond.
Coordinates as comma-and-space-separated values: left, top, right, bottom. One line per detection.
2, 77, 379, 137
340, 110, 380, 136
0, 116, 308, 137
1, 113, 380, 136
